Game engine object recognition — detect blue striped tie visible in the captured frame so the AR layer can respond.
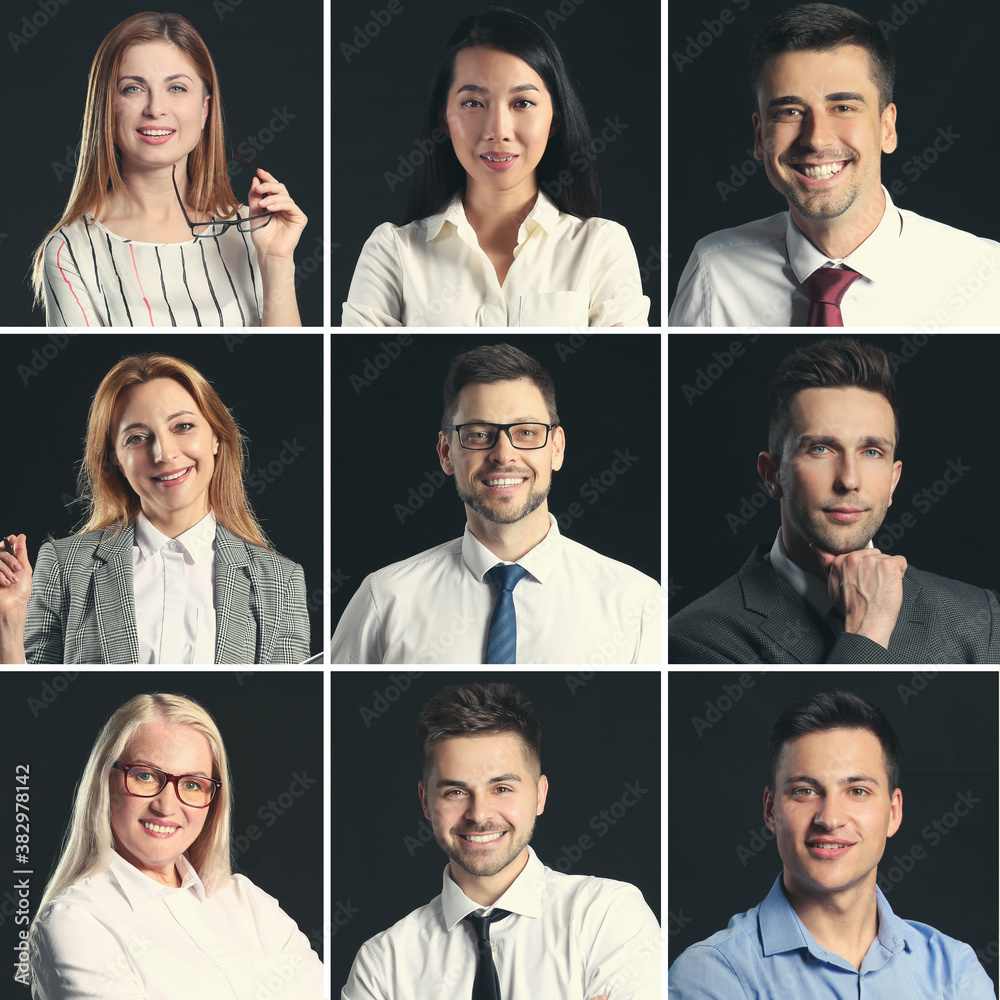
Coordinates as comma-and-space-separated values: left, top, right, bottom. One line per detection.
485, 564, 527, 664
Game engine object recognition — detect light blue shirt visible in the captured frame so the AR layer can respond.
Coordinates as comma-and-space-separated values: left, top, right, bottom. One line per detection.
668, 875, 995, 999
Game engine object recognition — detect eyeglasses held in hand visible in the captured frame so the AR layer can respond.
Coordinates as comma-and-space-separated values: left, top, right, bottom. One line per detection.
172, 155, 272, 240
112, 760, 221, 808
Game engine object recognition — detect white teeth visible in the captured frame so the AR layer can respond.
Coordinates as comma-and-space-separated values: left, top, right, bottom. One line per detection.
482, 155, 514, 162
156, 469, 189, 481
142, 821, 177, 834
464, 832, 504, 843
801, 161, 845, 179
485, 478, 523, 487
813, 843, 849, 848
140, 129, 174, 136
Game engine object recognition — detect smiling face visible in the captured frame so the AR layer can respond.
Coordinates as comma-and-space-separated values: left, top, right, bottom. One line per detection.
437, 378, 564, 533
443, 45, 556, 202
769, 386, 901, 557
418, 733, 547, 883
110, 719, 215, 887
114, 40, 210, 173
764, 727, 902, 903
753, 44, 896, 231
113, 377, 219, 536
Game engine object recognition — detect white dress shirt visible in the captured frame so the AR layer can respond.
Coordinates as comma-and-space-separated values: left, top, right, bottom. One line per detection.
133, 512, 217, 664
330, 514, 661, 664
30, 853, 324, 1000
342, 191, 649, 326
669, 186, 1000, 326
341, 846, 660, 1000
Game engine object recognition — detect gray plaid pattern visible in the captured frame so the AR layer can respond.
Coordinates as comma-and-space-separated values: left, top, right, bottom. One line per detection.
25, 524, 310, 665
669, 544, 1000, 664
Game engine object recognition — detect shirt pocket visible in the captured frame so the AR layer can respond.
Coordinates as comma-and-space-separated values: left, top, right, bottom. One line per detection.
517, 290, 589, 327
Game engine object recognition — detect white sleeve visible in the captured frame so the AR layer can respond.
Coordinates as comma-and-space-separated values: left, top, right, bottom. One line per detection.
585, 884, 662, 1000
636, 583, 663, 665
330, 575, 384, 664
342, 224, 404, 326
340, 941, 389, 1000
667, 248, 709, 326
587, 222, 650, 327
42, 233, 104, 328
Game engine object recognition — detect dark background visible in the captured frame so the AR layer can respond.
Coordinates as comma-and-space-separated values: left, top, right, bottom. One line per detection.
667, 671, 999, 991
667, 332, 1000, 617
7, 332, 325, 655
667, 0, 1000, 311
0, 670, 324, 962
332, 669, 661, 994
332, 0, 663, 326
2, 0, 324, 327
329, 333, 661, 632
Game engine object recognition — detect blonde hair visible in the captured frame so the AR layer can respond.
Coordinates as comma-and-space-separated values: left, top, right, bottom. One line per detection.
77, 352, 270, 549
31, 11, 239, 304
33, 693, 233, 925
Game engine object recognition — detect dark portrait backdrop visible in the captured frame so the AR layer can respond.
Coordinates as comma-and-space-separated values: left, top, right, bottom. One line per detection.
667, 0, 1000, 311
2, 0, 324, 327
332, 669, 662, 994
0, 670, 324, 962
667, 332, 1000, 618
332, 0, 663, 325
667, 671, 999, 991
6, 332, 324, 653
329, 333, 661, 632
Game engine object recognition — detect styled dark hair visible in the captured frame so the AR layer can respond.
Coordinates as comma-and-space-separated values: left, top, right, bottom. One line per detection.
403, 6, 601, 222
441, 343, 559, 427
416, 683, 542, 779
768, 337, 900, 464
749, 3, 895, 111
767, 690, 901, 792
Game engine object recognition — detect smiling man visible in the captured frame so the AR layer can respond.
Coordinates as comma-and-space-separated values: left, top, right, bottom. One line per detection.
668, 690, 995, 998
330, 343, 660, 663
668, 338, 999, 663
669, 3, 1000, 326
341, 682, 661, 1000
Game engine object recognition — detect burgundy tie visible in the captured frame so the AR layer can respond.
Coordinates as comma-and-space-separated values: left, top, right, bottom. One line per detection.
806, 266, 860, 326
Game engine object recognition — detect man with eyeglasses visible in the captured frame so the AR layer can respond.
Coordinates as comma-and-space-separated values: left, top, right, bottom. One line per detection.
330, 343, 660, 664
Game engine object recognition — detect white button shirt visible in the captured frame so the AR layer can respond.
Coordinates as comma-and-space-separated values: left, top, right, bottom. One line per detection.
342, 192, 650, 327
133, 513, 217, 664
330, 515, 661, 664
30, 853, 324, 1000
342, 847, 661, 1000
669, 186, 1000, 326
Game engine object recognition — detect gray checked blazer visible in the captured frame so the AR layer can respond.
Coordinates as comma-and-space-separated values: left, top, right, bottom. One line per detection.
25, 523, 310, 665
669, 544, 1000, 664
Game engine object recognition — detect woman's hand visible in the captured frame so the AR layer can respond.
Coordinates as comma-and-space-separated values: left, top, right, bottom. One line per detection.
248, 168, 307, 261
0, 534, 31, 664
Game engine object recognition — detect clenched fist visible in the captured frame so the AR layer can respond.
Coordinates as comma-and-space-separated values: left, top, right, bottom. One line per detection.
811, 543, 907, 650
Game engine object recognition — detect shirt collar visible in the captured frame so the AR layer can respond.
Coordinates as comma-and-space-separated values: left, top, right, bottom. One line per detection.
425, 190, 560, 243
107, 851, 204, 911
441, 845, 546, 929
460, 513, 562, 585
786, 185, 902, 284
134, 511, 217, 563
759, 874, 907, 966
767, 528, 872, 621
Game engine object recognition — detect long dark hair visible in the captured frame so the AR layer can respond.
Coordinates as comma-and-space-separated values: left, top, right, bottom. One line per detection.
403, 6, 601, 222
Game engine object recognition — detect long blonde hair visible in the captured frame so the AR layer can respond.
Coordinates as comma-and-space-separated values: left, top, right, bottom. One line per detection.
31, 11, 239, 304
77, 352, 270, 549
34, 693, 234, 922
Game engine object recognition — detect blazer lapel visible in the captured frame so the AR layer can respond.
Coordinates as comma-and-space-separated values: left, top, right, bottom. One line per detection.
214, 526, 258, 664
92, 528, 141, 665
888, 575, 938, 660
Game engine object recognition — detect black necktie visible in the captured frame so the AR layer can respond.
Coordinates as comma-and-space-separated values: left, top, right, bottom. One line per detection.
464, 909, 511, 1000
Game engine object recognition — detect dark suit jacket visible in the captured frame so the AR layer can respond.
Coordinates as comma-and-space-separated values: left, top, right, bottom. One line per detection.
25, 524, 310, 664
669, 544, 1000, 664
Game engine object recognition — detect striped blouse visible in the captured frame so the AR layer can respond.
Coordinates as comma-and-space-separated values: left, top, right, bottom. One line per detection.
42, 209, 263, 327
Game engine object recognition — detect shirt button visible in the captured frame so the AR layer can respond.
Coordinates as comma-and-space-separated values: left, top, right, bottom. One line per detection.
170, 541, 181, 551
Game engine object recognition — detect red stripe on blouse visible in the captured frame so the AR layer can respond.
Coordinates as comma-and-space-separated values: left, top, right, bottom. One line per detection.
128, 243, 155, 326
55, 241, 90, 327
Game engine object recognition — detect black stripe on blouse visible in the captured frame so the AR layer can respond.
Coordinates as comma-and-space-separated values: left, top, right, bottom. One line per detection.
154, 245, 177, 326
83, 218, 111, 321
179, 245, 202, 327
210, 233, 246, 326
199, 241, 224, 325
105, 232, 133, 326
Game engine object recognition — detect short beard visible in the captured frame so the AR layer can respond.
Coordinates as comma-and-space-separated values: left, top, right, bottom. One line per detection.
455, 479, 551, 525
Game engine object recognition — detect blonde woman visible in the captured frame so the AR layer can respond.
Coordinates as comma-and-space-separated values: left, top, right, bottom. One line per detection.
32, 12, 306, 327
0, 353, 309, 664
28, 692, 323, 998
